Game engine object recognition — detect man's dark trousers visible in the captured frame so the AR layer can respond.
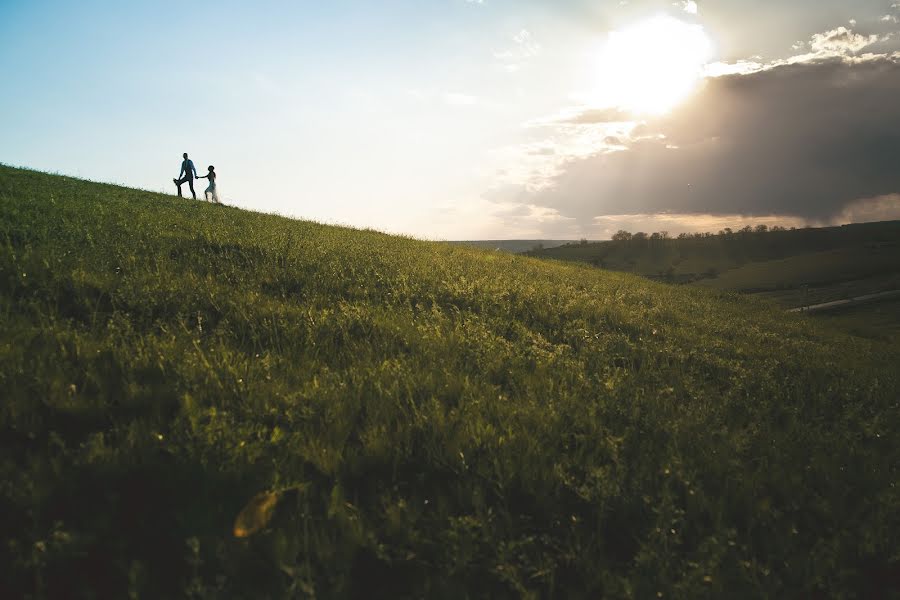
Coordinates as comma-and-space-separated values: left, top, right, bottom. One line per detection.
176, 176, 196, 199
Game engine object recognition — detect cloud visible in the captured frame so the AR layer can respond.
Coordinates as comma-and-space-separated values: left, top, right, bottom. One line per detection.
777, 26, 896, 65
809, 26, 881, 54
679, 1, 698, 15
833, 194, 900, 224
494, 29, 542, 72
561, 108, 635, 124
492, 53, 900, 226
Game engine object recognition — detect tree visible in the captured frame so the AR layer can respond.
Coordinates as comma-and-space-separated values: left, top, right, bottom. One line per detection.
754, 224, 769, 233
612, 230, 632, 241
632, 232, 648, 241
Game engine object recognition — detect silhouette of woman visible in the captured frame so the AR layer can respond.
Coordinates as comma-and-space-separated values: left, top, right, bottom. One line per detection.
197, 166, 219, 203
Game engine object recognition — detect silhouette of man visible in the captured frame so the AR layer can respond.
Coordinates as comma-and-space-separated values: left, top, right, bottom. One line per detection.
173, 153, 198, 199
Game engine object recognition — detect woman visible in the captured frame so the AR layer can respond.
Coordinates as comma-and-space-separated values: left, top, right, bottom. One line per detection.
197, 165, 219, 203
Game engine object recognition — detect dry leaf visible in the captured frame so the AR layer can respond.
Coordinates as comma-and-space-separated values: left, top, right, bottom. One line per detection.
233, 491, 280, 538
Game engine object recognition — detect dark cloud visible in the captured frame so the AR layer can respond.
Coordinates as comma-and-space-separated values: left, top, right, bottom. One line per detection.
516, 56, 900, 222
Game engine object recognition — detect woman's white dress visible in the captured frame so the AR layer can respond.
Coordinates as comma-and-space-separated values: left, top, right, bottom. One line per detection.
205, 174, 219, 202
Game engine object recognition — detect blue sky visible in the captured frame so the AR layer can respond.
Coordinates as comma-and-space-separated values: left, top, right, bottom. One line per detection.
2, 0, 900, 238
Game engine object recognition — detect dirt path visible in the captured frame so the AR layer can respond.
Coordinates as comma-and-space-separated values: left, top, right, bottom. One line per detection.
789, 289, 900, 314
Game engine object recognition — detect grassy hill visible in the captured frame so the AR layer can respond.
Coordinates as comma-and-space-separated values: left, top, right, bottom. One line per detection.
1, 165, 898, 598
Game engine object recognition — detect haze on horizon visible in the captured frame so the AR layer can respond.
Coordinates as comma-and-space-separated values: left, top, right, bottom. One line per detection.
2, 0, 900, 240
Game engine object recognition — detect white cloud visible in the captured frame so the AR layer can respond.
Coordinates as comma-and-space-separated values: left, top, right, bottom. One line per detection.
710, 25, 893, 74
493, 29, 542, 72
704, 60, 764, 77
679, 1, 699, 15
809, 26, 880, 54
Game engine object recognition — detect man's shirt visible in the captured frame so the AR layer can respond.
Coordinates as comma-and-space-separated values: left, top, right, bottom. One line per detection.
180, 159, 198, 179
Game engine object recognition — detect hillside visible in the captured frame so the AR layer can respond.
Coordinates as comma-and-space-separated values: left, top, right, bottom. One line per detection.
1, 165, 898, 598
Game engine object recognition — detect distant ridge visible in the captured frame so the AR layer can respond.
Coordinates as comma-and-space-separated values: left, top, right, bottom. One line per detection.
449, 239, 575, 253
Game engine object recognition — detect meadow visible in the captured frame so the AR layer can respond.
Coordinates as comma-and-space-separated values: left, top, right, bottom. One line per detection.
528, 224, 900, 346
1, 165, 898, 598
527, 222, 900, 286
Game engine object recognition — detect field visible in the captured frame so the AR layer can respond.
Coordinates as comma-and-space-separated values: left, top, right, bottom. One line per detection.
812, 298, 900, 343
527, 223, 900, 286
1, 165, 899, 598
528, 225, 900, 346
695, 248, 900, 299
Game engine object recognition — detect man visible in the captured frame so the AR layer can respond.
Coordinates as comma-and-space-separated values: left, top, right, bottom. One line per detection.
173, 152, 198, 199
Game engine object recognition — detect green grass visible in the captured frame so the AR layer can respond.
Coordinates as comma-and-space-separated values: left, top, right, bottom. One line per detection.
753, 273, 900, 310
695, 247, 900, 295
1, 165, 899, 598
812, 298, 900, 345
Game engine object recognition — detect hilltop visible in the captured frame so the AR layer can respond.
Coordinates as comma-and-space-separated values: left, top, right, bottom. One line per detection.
1, 165, 898, 598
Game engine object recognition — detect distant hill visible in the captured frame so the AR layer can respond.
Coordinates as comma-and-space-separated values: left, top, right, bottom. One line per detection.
527, 221, 900, 284
1, 165, 898, 598
448, 239, 574, 253
528, 222, 900, 341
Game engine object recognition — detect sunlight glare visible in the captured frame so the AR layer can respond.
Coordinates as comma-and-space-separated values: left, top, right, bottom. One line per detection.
594, 15, 714, 115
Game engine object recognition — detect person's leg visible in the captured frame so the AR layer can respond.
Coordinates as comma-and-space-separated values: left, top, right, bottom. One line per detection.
175, 175, 193, 197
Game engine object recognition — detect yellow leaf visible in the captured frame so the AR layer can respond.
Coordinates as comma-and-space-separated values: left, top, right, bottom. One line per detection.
233, 491, 280, 538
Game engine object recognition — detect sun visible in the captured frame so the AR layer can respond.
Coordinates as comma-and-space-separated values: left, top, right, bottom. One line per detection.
593, 15, 714, 115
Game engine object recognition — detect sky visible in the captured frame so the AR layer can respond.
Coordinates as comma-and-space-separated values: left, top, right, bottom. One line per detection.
2, 0, 900, 239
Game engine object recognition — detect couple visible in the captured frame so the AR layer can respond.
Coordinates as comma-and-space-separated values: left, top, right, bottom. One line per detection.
174, 152, 219, 203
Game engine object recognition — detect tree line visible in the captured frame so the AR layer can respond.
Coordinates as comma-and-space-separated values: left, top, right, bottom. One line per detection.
611, 224, 793, 242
